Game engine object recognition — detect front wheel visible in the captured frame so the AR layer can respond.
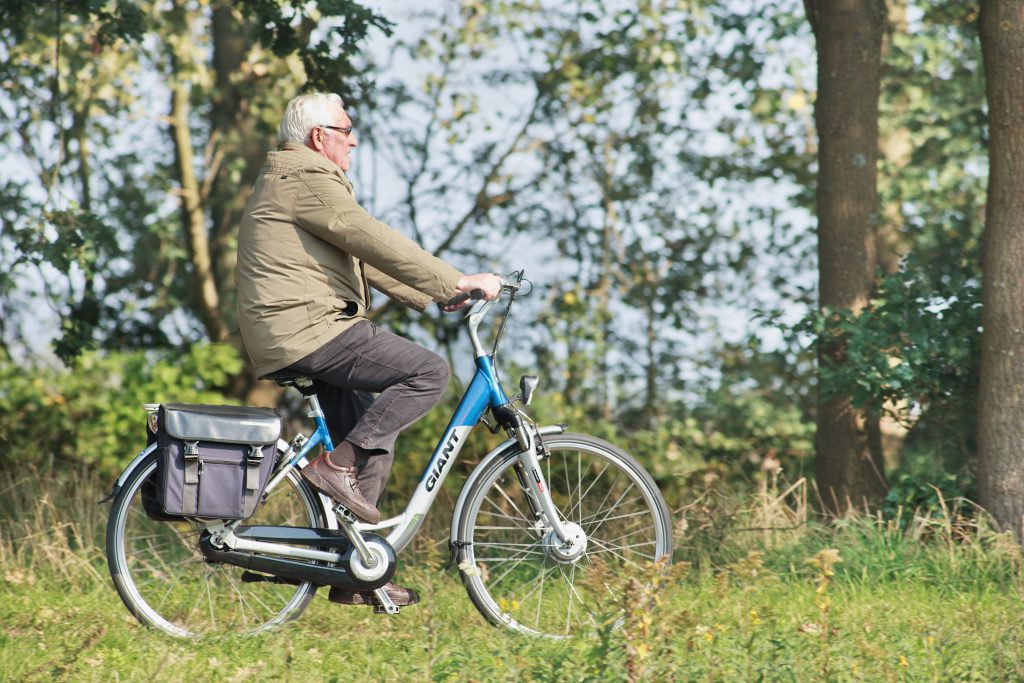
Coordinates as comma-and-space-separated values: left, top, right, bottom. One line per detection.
456, 433, 673, 638
106, 450, 325, 638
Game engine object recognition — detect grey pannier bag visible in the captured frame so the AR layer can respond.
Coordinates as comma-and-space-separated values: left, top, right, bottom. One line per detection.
156, 403, 281, 519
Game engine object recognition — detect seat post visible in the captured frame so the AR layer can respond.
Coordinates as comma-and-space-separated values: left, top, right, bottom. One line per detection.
305, 391, 324, 418
296, 379, 335, 452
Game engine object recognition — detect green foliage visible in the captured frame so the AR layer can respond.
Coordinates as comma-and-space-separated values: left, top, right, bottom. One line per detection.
882, 472, 964, 529
0, 343, 243, 475
790, 258, 980, 427
0, 0, 148, 46
879, 0, 986, 277
239, 0, 393, 98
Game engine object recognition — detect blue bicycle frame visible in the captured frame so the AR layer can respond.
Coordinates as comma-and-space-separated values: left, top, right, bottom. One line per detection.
264, 351, 514, 555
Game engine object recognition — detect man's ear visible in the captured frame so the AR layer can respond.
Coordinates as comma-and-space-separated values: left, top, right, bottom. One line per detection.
309, 127, 325, 153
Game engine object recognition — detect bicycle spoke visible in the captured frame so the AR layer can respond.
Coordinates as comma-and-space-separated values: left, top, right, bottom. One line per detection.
494, 479, 534, 521
110, 459, 318, 637
228, 573, 254, 625
583, 482, 636, 537
564, 462, 611, 522
488, 548, 547, 589
507, 560, 559, 606
475, 548, 548, 557
577, 506, 652, 528
477, 508, 534, 534
596, 525, 657, 548
477, 554, 546, 562
482, 492, 534, 534
591, 538, 657, 554
474, 541, 546, 549
208, 576, 220, 630
586, 537, 653, 566
575, 450, 582, 524
557, 562, 597, 630
565, 563, 575, 634
534, 556, 546, 629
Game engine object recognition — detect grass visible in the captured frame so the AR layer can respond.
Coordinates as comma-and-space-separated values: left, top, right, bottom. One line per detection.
2, 469, 1024, 681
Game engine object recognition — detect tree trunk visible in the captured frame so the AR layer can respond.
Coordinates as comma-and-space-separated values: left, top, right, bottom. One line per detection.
209, 2, 267, 306
977, 0, 1024, 541
806, 0, 888, 513
877, 0, 911, 275
169, 70, 229, 343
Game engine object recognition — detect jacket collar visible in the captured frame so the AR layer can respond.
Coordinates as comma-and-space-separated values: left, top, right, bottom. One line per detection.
271, 141, 353, 189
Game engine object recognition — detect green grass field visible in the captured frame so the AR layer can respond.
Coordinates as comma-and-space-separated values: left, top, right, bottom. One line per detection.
3, 554, 1022, 682
2, 472, 1023, 681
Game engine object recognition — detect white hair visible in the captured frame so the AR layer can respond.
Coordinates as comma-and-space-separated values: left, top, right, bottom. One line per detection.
278, 93, 346, 145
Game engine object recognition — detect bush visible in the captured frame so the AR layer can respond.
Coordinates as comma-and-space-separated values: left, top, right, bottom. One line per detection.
0, 343, 243, 476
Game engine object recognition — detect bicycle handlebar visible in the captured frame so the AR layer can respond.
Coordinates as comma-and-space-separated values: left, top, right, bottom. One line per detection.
441, 288, 487, 310
438, 272, 525, 312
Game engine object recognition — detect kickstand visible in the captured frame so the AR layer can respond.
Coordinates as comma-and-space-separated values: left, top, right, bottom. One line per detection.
373, 588, 400, 615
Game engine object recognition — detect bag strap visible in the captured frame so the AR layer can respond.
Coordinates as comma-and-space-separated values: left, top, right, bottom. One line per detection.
243, 444, 264, 509
182, 441, 201, 515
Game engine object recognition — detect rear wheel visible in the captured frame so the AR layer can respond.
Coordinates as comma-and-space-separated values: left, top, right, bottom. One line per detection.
106, 451, 325, 638
456, 433, 672, 638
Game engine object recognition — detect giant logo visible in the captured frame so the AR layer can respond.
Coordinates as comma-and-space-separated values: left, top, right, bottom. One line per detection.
425, 430, 461, 492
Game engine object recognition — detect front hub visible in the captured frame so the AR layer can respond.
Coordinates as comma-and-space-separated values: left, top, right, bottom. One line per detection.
542, 522, 587, 564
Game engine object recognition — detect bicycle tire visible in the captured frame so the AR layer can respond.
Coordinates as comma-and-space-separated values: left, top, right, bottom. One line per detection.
106, 450, 325, 638
456, 433, 673, 638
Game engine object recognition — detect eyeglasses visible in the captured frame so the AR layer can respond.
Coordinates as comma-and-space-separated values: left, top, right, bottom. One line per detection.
321, 125, 353, 138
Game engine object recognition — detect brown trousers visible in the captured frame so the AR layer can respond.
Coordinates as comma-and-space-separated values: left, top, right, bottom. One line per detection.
281, 320, 449, 504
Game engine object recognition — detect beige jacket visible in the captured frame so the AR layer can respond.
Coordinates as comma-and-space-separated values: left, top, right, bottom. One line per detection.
236, 142, 463, 376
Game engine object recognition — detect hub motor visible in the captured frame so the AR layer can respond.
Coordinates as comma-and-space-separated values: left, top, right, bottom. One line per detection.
542, 522, 587, 564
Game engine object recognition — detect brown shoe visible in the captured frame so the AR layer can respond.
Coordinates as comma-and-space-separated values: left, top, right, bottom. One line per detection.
328, 581, 420, 607
301, 453, 380, 523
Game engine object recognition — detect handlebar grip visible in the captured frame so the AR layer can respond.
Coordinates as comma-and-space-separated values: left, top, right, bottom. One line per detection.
438, 289, 486, 311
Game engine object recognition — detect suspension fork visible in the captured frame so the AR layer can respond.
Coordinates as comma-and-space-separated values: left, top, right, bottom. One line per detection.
502, 412, 572, 544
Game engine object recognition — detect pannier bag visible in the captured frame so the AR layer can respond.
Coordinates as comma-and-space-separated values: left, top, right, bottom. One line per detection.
157, 403, 281, 519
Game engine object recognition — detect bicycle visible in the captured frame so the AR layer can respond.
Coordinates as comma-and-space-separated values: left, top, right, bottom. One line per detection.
104, 270, 673, 638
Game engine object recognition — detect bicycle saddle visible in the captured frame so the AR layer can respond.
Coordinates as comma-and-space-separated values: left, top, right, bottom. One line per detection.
264, 371, 316, 394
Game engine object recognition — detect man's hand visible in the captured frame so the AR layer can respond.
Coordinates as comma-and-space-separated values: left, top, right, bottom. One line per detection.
445, 273, 503, 311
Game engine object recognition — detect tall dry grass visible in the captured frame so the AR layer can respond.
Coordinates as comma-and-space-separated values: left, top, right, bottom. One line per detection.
0, 467, 109, 587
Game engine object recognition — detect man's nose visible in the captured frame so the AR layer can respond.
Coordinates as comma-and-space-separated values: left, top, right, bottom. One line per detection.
348, 131, 359, 147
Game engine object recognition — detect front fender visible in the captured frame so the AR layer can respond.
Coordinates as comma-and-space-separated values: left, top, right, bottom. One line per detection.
448, 424, 565, 552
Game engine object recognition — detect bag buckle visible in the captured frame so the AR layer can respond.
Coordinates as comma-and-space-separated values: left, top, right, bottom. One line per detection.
247, 444, 263, 461
184, 441, 200, 459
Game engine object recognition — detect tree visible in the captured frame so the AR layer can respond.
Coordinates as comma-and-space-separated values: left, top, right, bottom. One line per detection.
361, 1, 819, 426
977, 0, 1024, 540
0, 1, 390, 386
804, 0, 889, 511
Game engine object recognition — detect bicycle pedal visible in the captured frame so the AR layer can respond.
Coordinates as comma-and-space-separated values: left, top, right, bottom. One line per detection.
373, 587, 401, 615
333, 504, 358, 525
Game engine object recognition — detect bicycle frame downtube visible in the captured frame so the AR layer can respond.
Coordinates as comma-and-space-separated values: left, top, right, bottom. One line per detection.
380, 357, 509, 554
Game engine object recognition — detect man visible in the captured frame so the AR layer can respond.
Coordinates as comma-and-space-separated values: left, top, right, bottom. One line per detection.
236, 92, 501, 606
